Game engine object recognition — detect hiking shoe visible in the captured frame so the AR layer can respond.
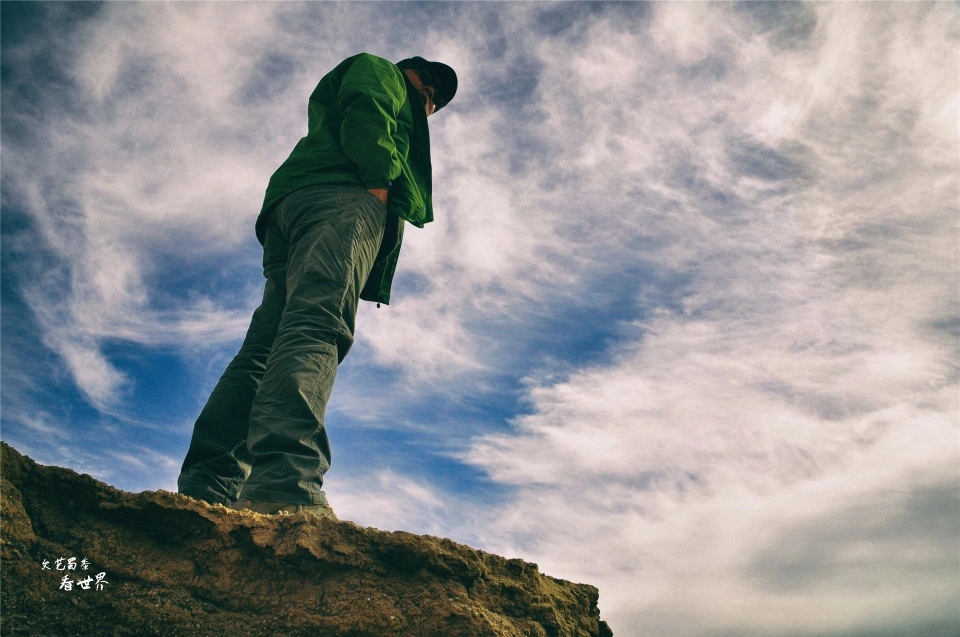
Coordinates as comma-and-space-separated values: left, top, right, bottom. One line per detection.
232, 498, 338, 521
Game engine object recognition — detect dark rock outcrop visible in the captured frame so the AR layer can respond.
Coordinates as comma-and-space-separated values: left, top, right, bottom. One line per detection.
0, 442, 612, 637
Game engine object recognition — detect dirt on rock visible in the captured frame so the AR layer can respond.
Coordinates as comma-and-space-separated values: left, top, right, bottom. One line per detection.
0, 442, 612, 637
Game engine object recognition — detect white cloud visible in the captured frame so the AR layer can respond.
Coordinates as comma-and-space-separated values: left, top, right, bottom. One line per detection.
444, 3, 958, 634
464, 372, 957, 633
330, 469, 457, 538
3, 3, 305, 408
54, 340, 130, 410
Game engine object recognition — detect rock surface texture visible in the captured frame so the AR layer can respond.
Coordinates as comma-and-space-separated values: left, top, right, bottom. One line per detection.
1, 442, 612, 637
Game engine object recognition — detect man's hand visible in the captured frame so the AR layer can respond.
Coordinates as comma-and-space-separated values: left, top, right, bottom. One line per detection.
367, 188, 388, 206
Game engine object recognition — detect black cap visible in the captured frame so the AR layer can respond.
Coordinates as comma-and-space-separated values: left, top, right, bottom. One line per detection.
396, 56, 458, 111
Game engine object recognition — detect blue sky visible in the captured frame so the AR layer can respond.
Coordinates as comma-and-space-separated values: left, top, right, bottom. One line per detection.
2, 2, 958, 635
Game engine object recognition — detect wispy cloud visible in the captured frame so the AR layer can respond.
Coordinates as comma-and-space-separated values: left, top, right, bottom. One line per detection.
441, 3, 958, 634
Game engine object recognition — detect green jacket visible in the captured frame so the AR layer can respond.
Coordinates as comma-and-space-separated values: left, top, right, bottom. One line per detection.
256, 52, 434, 305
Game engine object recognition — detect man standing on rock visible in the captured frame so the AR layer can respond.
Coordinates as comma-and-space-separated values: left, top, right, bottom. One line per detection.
177, 53, 457, 520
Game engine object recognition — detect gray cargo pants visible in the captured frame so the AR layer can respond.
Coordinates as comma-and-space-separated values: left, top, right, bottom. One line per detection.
177, 184, 386, 506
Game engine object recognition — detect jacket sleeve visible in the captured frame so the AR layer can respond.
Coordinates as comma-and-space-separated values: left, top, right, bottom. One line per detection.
338, 54, 407, 190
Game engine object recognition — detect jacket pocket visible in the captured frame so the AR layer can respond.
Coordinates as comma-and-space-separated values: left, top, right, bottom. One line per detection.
388, 164, 428, 228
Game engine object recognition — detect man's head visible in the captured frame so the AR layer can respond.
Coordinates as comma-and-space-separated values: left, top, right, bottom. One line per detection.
396, 57, 457, 117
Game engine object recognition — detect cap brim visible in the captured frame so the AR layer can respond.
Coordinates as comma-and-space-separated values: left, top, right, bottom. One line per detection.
425, 61, 457, 110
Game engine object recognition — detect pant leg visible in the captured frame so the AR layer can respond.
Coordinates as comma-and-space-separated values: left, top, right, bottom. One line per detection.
176, 230, 289, 505
239, 185, 386, 505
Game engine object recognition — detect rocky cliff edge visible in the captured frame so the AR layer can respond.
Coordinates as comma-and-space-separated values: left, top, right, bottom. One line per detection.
0, 442, 612, 637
